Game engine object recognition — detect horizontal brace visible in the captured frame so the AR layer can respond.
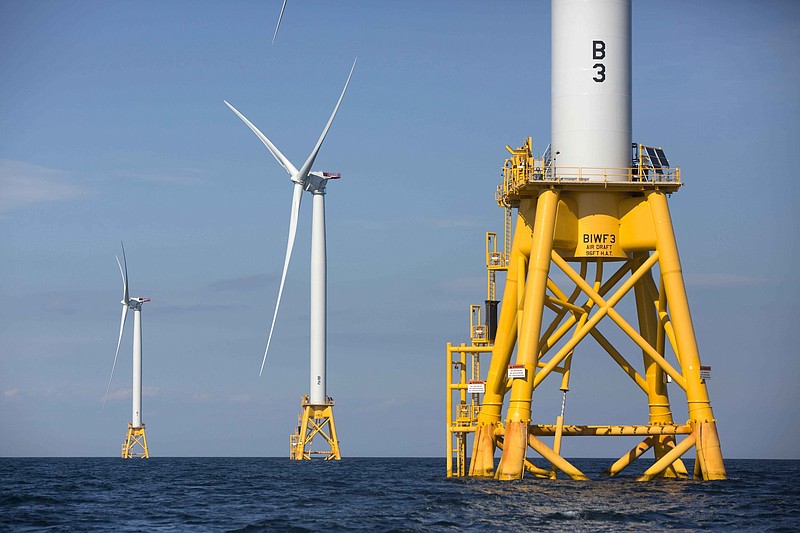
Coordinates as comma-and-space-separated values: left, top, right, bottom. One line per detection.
490, 424, 691, 437
529, 424, 692, 437
447, 344, 494, 354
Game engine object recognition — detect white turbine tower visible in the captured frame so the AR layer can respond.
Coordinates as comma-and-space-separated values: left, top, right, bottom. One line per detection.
104, 242, 151, 459
225, 59, 355, 460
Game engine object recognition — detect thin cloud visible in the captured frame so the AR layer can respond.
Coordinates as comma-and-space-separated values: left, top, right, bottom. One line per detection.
342, 216, 481, 231
208, 273, 275, 292
341, 218, 389, 231
105, 388, 131, 401
104, 386, 159, 402
182, 391, 263, 405
0, 160, 88, 212
117, 170, 201, 185
227, 393, 257, 403
154, 302, 240, 314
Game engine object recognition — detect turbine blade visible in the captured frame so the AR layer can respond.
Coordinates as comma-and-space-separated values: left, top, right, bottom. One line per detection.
272, 0, 287, 45
224, 100, 299, 177
118, 242, 129, 304
260, 181, 303, 376
296, 58, 357, 181
104, 304, 128, 407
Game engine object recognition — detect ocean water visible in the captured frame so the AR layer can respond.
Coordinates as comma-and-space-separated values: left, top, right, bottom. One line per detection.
1, 458, 798, 531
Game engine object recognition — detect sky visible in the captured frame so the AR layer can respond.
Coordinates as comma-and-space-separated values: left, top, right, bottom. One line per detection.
1, 0, 798, 460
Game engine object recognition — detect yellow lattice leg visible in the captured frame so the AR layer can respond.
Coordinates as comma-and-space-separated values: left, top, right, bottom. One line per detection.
496, 191, 560, 480
647, 191, 725, 480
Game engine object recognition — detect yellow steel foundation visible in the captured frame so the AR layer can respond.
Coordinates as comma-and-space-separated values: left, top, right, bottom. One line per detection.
290, 395, 341, 460
121, 423, 149, 459
446, 139, 725, 481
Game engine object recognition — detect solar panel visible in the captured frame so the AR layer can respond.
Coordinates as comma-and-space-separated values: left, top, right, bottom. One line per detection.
655, 148, 670, 168
645, 146, 662, 172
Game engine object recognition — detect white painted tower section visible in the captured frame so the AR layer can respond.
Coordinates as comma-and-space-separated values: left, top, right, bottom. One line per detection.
132, 307, 143, 428
552, 0, 631, 180
309, 190, 327, 405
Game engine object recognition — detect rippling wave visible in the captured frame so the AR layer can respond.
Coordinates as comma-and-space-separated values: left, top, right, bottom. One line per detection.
1, 458, 797, 531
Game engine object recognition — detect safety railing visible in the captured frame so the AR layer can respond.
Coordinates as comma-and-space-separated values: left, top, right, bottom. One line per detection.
500, 161, 681, 198
546, 166, 681, 183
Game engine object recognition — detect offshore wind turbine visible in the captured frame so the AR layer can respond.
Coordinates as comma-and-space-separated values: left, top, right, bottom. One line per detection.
225, 59, 355, 460
104, 242, 151, 459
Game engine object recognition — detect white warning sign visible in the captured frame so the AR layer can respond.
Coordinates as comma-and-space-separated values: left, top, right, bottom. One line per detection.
700, 366, 711, 380
467, 380, 485, 394
508, 364, 527, 379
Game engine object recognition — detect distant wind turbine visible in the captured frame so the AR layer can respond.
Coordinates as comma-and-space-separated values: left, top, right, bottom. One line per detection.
104, 242, 151, 458
224, 59, 355, 460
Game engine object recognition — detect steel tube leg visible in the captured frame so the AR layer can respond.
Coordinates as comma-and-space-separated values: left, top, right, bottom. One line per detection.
470, 211, 531, 477
647, 191, 725, 480
496, 190, 559, 480
633, 260, 686, 478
